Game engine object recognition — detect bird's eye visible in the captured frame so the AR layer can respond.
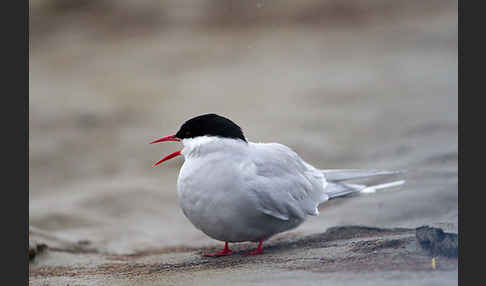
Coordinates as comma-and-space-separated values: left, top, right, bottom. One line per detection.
185, 131, 191, 137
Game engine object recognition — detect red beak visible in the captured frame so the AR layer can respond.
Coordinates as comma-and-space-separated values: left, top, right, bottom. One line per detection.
149, 134, 182, 167
149, 134, 181, 144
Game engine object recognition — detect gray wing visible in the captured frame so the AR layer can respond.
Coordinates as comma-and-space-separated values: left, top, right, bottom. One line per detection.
246, 142, 329, 221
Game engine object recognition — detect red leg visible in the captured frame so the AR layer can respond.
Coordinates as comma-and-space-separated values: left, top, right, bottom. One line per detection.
203, 241, 233, 257
244, 238, 265, 255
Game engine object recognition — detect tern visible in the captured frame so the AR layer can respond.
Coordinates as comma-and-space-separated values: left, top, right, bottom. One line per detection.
150, 114, 405, 256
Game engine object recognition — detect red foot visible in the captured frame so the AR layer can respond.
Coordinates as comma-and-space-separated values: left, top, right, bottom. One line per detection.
243, 238, 265, 255
203, 242, 233, 257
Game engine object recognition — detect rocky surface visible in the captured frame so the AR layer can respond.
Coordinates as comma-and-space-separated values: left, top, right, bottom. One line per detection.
416, 226, 458, 258
29, 241, 47, 262
29, 226, 458, 286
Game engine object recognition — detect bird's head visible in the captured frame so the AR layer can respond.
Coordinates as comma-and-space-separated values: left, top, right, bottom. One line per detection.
149, 113, 246, 166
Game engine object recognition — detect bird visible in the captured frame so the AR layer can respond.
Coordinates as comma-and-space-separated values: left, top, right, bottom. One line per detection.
150, 113, 405, 257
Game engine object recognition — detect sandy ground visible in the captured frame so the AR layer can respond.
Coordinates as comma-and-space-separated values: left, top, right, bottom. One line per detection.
29, 0, 457, 284
29, 226, 457, 286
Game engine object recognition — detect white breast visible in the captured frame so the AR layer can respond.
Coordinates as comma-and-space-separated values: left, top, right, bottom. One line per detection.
176, 137, 258, 241
175, 136, 323, 242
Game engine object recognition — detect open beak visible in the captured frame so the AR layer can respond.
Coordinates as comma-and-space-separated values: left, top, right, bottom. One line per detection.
149, 134, 182, 167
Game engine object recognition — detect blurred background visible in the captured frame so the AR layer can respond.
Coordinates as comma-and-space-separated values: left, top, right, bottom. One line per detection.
29, 0, 457, 254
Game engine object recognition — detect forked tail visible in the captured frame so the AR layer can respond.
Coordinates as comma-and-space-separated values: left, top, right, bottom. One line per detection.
321, 169, 406, 199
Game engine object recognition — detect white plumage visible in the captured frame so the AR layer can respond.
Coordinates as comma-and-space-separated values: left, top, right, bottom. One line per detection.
176, 136, 404, 243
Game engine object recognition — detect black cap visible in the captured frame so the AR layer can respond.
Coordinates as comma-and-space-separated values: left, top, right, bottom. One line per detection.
175, 114, 247, 142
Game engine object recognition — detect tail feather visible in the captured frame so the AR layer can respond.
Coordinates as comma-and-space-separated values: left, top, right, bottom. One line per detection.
322, 169, 405, 200
361, 180, 406, 193
321, 169, 404, 182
